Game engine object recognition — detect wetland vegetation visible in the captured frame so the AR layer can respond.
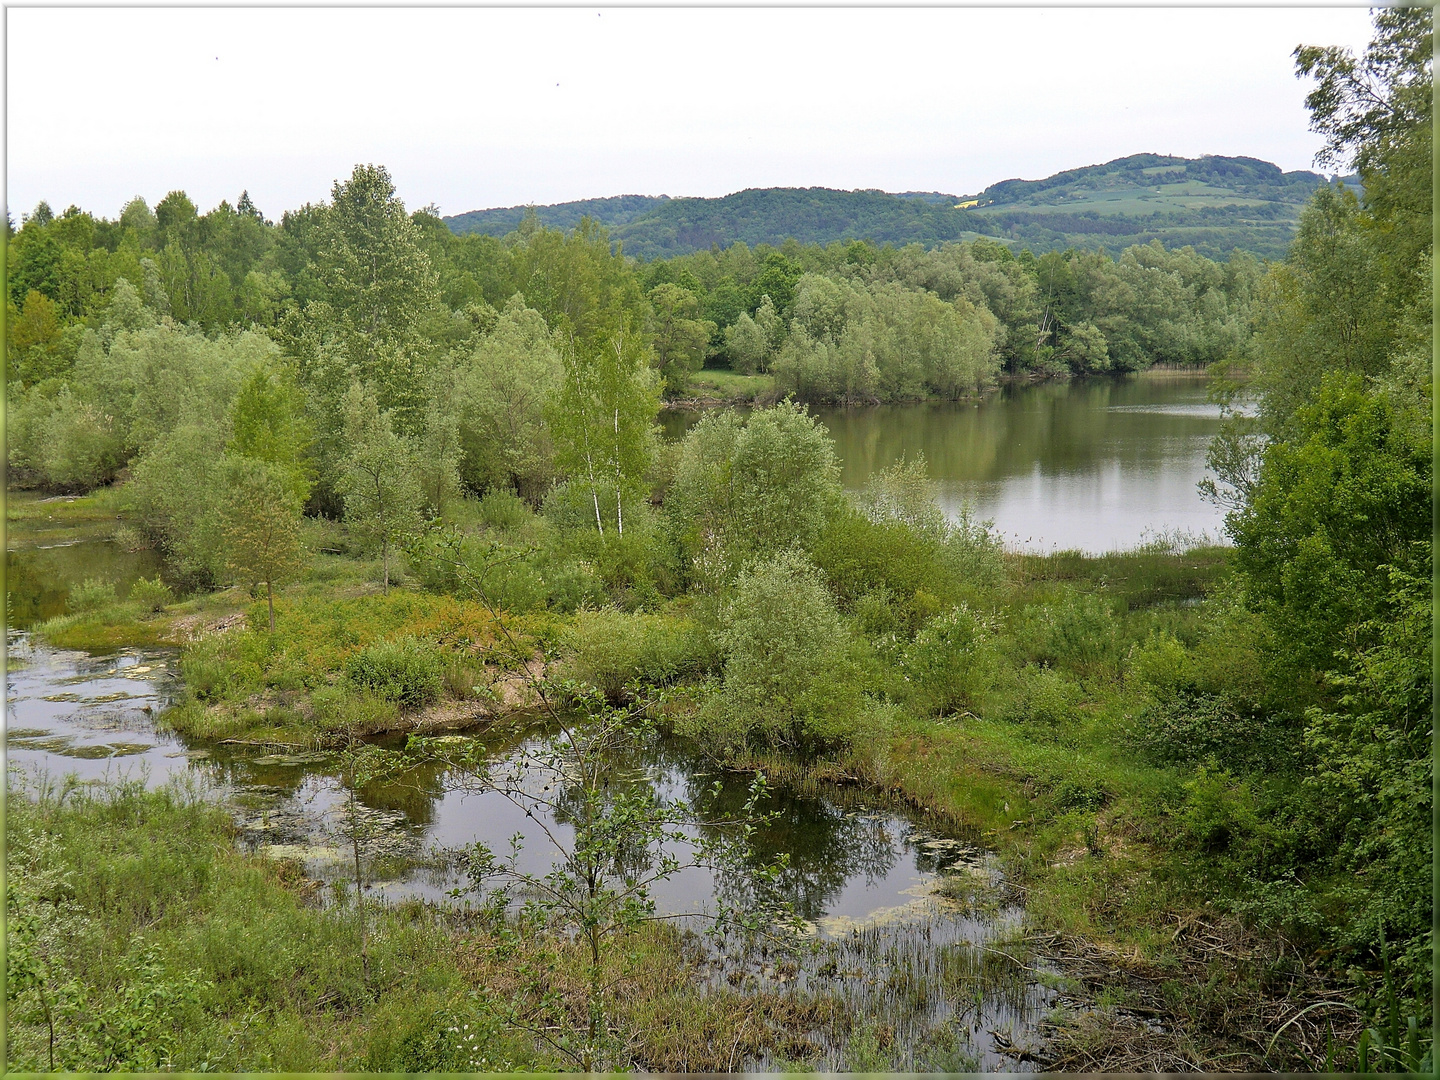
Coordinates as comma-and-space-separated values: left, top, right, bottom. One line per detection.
5, 9, 1432, 1072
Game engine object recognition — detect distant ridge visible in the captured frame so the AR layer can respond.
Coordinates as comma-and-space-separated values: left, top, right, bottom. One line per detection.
443, 154, 1344, 260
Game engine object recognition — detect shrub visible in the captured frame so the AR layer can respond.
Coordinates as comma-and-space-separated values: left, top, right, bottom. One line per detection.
561, 609, 710, 702
69, 577, 117, 613
684, 551, 868, 755
1128, 690, 1297, 773
344, 637, 443, 709
814, 508, 958, 627
904, 604, 1001, 716
476, 488, 532, 532
128, 576, 173, 613
998, 666, 1083, 730
1019, 589, 1120, 675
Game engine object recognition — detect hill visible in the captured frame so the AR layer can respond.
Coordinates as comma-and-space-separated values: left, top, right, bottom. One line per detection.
961, 153, 1336, 259
443, 153, 1343, 260
444, 194, 669, 238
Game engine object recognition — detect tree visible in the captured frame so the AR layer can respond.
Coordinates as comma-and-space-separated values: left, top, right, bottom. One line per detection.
7, 290, 68, 385
337, 383, 425, 593
722, 311, 768, 374
549, 319, 659, 538
229, 362, 312, 504
689, 550, 866, 755
413, 400, 462, 518
1213, 7, 1434, 1023
666, 401, 841, 584
452, 297, 562, 500
219, 457, 305, 633
311, 164, 440, 430
646, 283, 714, 394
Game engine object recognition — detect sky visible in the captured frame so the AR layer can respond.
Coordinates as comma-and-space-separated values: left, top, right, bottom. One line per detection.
7, 6, 1376, 222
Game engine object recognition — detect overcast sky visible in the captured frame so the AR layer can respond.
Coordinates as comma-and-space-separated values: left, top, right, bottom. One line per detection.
7, 6, 1375, 222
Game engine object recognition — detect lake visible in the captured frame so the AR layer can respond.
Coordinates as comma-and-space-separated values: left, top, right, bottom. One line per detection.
664, 372, 1233, 553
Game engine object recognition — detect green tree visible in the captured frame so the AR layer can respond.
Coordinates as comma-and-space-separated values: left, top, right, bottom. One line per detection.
666, 401, 841, 584
646, 282, 714, 394
452, 296, 562, 499
549, 319, 659, 537
1215, 7, 1433, 1022
690, 551, 867, 755
413, 400, 462, 517
1228, 375, 1429, 689
228, 362, 312, 504
219, 457, 305, 632
7, 289, 69, 385
336, 383, 425, 593
311, 164, 440, 430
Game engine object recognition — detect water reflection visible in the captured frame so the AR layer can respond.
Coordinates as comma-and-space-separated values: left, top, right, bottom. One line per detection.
6, 541, 170, 629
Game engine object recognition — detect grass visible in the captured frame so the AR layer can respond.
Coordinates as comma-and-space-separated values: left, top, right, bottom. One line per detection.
674, 369, 774, 403
10, 480, 1355, 1069
4, 777, 858, 1072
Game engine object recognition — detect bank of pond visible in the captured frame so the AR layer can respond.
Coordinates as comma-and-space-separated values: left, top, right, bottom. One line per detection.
8, 485, 1388, 1073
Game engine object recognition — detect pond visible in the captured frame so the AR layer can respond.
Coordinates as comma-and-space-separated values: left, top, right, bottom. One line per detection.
6, 539, 169, 629
6, 634, 1057, 1069
663, 371, 1234, 554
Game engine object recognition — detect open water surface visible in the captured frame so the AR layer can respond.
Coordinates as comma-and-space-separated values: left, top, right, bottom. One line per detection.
7, 374, 1237, 1066
663, 371, 1234, 553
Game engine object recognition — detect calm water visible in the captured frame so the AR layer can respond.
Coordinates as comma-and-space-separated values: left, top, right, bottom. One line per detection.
7, 540, 168, 628
664, 373, 1232, 553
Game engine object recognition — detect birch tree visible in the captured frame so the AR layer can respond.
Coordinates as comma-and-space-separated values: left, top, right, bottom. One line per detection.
549, 319, 659, 537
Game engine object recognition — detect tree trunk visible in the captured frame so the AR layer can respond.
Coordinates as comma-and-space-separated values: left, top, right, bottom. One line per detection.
267, 578, 276, 633
613, 407, 624, 537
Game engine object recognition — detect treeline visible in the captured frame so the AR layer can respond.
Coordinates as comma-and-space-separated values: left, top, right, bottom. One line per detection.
444, 155, 1330, 260
8, 171, 1262, 460
639, 236, 1259, 396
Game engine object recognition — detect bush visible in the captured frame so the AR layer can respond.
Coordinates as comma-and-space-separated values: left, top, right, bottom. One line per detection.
561, 609, 711, 702
998, 666, 1083, 730
8, 385, 128, 492
344, 637, 443, 709
476, 488, 533, 532
1019, 589, 1120, 676
128, 576, 173, 613
1128, 690, 1298, 773
814, 508, 959, 629
542, 484, 677, 603
904, 604, 1001, 716
684, 551, 869, 755
69, 577, 117, 613
409, 531, 554, 614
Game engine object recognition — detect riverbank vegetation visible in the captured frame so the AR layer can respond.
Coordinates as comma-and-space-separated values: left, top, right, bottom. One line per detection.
6, 7, 1431, 1072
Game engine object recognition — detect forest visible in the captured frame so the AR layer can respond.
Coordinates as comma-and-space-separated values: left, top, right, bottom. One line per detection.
3, 7, 1432, 1073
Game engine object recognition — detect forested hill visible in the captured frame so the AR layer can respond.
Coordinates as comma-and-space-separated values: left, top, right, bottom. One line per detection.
962, 154, 1341, 259
443, 154, 1340, 260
